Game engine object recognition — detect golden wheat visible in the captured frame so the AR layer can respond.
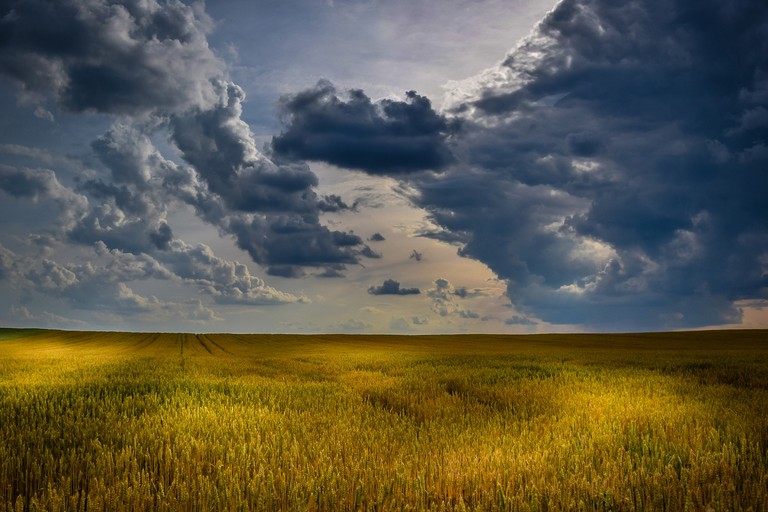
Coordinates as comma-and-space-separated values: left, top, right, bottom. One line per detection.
0, 329, 766, 511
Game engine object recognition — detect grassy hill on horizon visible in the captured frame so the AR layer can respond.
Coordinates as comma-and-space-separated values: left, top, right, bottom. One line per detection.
1, 329, 766, 511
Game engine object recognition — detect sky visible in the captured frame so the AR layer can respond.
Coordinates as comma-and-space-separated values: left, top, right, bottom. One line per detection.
0, 0, 766, 334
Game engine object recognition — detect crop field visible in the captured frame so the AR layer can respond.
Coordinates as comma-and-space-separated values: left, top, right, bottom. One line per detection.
0, 329, 767, 511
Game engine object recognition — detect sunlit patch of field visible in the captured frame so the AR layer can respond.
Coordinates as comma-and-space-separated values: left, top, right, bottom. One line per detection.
1, 329, 766, 511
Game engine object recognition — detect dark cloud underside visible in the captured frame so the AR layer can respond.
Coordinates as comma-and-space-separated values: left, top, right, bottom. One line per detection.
272, 80, 456, 175
431, 0, 768, 328
368, 279, 421, 296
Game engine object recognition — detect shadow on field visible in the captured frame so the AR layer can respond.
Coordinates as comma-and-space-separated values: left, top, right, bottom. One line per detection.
353, 355, 565, 424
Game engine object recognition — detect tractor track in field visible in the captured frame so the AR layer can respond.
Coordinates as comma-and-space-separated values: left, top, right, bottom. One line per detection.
201, 334, 235, 355
195, 334, 213, 354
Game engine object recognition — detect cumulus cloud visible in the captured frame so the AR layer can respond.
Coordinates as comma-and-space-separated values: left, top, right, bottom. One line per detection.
292, 0, 768, 330
272, 80, 456, 174
367, 279, 421, 296
158, 241, 305, 305
0, 0, 364, 281
0, 0, 223, 114
19, 251, 177, 315
426, 278, 481, 318
260, 0, 768, 329
0, 164, 84, 205
0, 164, 88, 235
368, 232, 386, 242
1, 234, 301, 328
2, 0, 766, 331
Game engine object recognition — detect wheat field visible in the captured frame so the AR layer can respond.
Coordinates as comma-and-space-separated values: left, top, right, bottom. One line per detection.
0, 328, 766, 511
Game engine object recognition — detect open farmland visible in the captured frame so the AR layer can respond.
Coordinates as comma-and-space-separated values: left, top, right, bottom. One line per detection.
1, 329, 767, 511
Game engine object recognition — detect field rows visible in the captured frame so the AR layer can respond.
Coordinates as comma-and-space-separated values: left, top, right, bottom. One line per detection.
0, 329, 767, 511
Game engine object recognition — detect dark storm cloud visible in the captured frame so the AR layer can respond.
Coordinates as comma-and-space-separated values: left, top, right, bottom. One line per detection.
389, 0, 768, 329
225, 215, 360, 269
272, 80, 456, 174
367, 279, 420, 296
0, 0, 223, 114
166, 80, 364, 269
169, 82, 321, 214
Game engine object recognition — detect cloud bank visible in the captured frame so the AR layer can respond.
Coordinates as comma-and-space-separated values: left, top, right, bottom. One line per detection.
1, 0, 766, 332
278, 0, 768, 330
0, 0, 374, 320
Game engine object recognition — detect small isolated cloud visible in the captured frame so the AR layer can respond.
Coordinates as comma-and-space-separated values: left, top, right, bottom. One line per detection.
427, 278, 481, 319
33, 106, 54, 122
367, 279, 420, 295
368, 232, 386, 242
